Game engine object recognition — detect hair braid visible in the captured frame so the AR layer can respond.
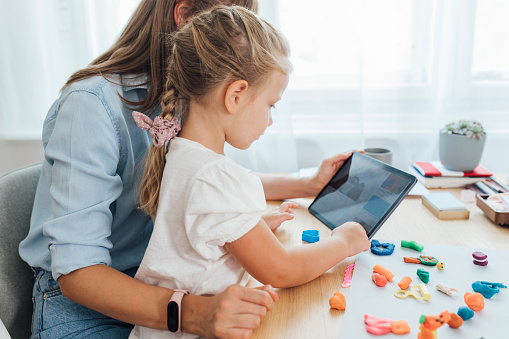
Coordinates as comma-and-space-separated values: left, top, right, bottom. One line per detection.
138, 5, 291, 217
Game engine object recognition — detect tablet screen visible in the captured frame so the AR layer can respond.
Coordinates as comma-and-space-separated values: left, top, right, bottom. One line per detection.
308, 152, 417, 239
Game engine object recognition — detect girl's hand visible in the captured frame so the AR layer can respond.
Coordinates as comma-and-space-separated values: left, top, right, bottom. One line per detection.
198, 284, 278, 339
262, 202, 299, 231
331, 221, 371, 257
308, 150, 364, 196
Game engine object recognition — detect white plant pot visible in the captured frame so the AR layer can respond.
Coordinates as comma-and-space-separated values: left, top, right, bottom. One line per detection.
439, 132, 486, 172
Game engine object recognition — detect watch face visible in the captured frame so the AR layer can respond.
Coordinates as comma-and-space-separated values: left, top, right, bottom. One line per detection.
167, 301, 179, 332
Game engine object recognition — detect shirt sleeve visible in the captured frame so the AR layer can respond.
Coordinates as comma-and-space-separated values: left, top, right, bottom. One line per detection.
42, 90, 122, 280
185, 160, 267, 260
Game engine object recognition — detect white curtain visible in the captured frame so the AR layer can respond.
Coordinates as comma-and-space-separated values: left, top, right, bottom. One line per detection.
0, 0, 139, 137
2, 0, 508, 175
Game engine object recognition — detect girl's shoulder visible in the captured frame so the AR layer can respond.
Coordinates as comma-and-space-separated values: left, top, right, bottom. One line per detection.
168, 138, 250, 182
196, 155, 255, 188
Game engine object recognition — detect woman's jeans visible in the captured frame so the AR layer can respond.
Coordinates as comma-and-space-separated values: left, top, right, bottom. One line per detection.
31, 268, 135, 338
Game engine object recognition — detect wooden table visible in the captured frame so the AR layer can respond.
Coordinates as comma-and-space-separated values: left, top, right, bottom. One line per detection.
248, 188, 509, 338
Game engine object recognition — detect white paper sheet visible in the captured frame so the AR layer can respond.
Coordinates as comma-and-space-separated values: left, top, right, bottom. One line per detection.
340, 242, 508, 338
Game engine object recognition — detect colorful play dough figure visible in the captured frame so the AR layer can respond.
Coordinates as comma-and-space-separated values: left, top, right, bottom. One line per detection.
373, 264, 395, 281
472, 281, 507, 299
418, 310, 451, 339
302, 230, 319, 243
472, 251, 488, 266
435, 283, 458, 295
403, 255, 439, 266
372, 273, 388, 287
329, 291, 346, 310
464, 292, 485, 311
416, 268, 430, 283
364, 314, 392, 335
391, 320, 411, 335
457, 306, 474, 320
341, 264, 355, 288
370, 240, 395, 256
447, 313, 463, 328
398, 276, 412, 290
364, 314, 410, 335
401, 240, 424, 252
436, 262, 445, 270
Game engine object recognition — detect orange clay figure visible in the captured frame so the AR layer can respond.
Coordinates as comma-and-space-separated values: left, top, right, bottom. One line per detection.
373, 264, 395, 281
398, 276, 412, 290
329, 291, 346, 310
464, 292, 485, 311
372, 273, 388, 287
418, 310, 451, 339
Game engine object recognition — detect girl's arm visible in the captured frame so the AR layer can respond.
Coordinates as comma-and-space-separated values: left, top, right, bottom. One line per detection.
58, 265, 277, 338
225, 219, 370, 288
255, 150, 362, 200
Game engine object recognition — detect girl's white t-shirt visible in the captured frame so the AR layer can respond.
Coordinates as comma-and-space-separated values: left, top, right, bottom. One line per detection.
130, 137, 266, 339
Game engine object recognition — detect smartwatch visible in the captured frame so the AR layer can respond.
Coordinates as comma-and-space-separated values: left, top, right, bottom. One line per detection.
167, 289, 189, 332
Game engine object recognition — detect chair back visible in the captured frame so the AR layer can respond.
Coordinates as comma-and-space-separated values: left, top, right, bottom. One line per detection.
0, 163, 42, 339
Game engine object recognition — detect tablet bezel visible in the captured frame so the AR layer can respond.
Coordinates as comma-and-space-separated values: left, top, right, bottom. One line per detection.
308, 152, 417, 239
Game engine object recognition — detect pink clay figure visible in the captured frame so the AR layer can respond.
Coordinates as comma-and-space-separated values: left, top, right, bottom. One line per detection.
342, 264, 355, 288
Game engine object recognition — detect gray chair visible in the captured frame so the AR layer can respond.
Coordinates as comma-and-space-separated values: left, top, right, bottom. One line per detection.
0, 163, 42, 339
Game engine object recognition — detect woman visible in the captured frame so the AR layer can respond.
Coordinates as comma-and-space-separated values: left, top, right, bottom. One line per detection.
19, 1, 354, 337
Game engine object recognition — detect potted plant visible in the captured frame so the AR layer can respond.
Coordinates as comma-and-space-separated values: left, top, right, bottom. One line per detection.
439, 120, 486, 171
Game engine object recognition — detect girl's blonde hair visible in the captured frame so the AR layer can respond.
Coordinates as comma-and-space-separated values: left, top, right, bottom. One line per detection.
62, 0, 258, 116
139, 5, 292, 216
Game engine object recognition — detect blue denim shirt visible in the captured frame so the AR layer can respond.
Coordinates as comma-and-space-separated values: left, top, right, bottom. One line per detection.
19, 74, 156, 280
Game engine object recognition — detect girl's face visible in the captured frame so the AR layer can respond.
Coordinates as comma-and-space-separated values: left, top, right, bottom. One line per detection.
232, 70, 289, 149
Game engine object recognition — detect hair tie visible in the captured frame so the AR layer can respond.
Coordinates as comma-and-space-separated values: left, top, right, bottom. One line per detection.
132, 111, 181, 147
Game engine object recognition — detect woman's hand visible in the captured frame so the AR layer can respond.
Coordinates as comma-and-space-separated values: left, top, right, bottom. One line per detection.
192, 284, 279, 339
307, 150, 363, 196
262, 202, 299, 231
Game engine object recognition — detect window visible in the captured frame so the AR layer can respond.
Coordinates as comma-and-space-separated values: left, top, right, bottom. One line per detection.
257, 0, 509, 172
472, 0, 509, 83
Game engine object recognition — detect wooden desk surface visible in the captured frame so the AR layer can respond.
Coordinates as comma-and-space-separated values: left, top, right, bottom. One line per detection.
248, 189, 509, 339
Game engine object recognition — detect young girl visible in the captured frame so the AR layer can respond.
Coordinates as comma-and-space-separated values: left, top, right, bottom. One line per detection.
129, 6, 370, 338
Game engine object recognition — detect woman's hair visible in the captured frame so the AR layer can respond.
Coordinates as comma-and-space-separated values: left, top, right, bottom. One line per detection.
138, 5, 292, 216
62, 0, 258, 115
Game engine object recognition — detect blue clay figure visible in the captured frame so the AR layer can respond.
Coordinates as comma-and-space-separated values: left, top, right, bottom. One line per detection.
370, 239, 395, 256
302, 230, 319, 243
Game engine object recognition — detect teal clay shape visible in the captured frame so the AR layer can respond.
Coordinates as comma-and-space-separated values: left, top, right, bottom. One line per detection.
416, 268, 429, 283
472, 281, 507, 299
457, 306, 474, 320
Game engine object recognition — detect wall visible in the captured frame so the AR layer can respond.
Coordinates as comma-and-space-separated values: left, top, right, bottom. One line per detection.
0, 139, 44, 176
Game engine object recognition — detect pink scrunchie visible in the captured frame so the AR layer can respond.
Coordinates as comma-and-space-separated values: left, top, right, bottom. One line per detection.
132, 111, 181, 148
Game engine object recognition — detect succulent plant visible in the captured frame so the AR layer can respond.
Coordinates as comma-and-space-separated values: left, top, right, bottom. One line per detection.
441, 120, 485, 140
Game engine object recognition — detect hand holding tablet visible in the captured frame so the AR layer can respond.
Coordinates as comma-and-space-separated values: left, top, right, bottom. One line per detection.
309, 152, 417, 239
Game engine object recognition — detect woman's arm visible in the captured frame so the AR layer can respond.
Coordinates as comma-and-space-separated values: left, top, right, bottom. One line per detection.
255, 150, 361, 200
225, 219, 370, 288
58, 265, 277, 338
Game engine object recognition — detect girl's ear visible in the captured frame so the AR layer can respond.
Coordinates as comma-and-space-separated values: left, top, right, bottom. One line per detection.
174, 1, 191, 27
224, 80, 249, 114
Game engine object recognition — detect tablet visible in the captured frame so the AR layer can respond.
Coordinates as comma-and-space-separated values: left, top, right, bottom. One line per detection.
308, 152, 417, 239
